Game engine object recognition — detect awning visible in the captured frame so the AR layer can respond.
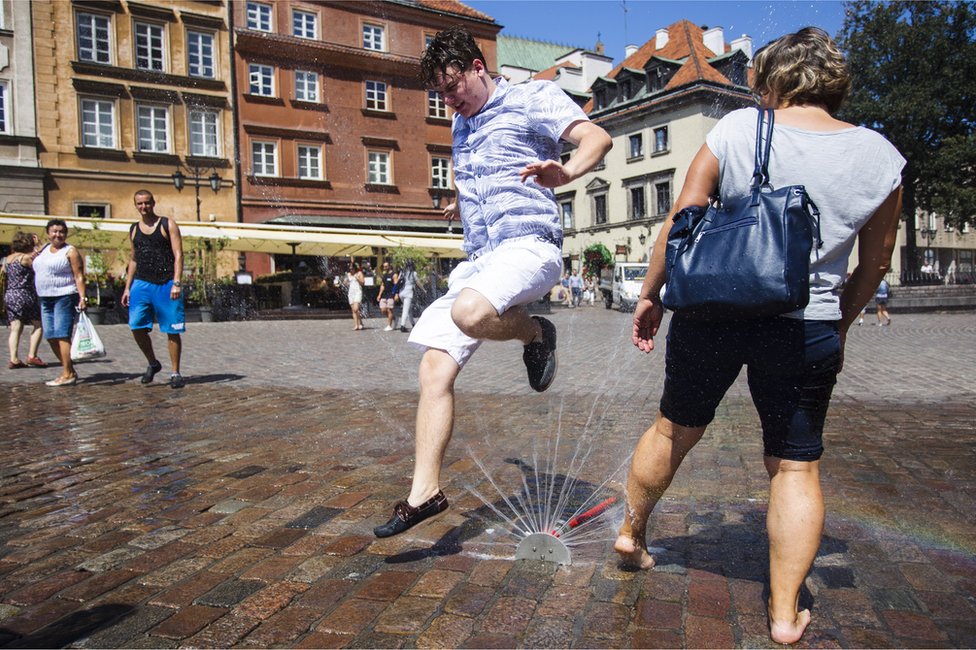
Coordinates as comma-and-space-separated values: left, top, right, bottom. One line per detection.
0, 213, 467, 259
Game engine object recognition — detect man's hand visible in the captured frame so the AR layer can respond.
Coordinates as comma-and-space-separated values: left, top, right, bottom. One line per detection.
170, 284, 182, 301
632, 297, 664, 353
121, 289, 130, 307
519, 160, 571, 188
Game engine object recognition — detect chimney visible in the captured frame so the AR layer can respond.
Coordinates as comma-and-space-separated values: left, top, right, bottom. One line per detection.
655, 28, 669, 49
730, 34, 753, 61
624, 44, 638, 58
703, 26, 724, 55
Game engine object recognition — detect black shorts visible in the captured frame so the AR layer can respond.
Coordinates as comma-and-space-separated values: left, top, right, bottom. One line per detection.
660, 316, 841, 461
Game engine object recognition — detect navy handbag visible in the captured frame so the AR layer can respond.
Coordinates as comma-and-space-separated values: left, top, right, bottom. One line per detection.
662, 108, 823, 320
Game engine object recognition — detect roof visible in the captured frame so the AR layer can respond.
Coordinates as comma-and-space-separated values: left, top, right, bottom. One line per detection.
407, 0, 495, 22
497, 34, 581, 72
584, 19, 751, 113
533, 61, 580, 82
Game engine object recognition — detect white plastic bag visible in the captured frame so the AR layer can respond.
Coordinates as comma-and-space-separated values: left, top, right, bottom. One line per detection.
70, 311, 106, 361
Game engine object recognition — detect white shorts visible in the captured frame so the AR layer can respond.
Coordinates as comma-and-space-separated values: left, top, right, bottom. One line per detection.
408, 236, 562, 368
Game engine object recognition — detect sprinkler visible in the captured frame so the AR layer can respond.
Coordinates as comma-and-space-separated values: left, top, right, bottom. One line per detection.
514, 496, 618, 565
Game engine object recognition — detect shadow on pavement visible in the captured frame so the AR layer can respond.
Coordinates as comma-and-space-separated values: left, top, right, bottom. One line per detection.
186, 373, 245, 384
0, 603, 133, 648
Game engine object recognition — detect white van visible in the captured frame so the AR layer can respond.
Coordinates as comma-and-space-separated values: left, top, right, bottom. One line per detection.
598, 262, 646, 311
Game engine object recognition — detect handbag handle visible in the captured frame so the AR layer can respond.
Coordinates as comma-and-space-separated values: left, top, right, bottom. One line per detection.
750, 108, 775, 191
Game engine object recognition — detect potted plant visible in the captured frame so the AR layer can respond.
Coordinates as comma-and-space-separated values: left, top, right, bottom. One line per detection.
72, 218, 118, 324
185, 237, 225, 322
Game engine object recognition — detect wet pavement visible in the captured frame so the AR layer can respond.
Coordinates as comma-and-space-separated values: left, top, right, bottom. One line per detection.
0, 308, 974, 648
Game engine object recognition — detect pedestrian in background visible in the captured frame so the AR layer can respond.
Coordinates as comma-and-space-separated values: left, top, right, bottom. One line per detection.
874, 278, 892, 326
397, 260, 417, 333
121, 190, 187, 389
376, 260, 397, 331
616, 28, 904, 645
345, 262, 365, 331
33, 219, 87, 386
4, 232, 46, 370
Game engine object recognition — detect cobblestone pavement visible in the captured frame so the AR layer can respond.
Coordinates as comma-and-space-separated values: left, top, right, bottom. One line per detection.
0, 309, 973, 648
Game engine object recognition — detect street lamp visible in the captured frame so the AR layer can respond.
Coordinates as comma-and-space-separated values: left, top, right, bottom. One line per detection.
433, 194, 454, 234
919, 226, 938, 273
172, 161, 222, 221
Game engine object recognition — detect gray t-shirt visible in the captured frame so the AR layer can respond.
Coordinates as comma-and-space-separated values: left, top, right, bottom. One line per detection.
706, 108, 905, 320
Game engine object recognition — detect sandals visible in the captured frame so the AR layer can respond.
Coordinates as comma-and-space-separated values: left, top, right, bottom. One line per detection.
8, 360, 28, 369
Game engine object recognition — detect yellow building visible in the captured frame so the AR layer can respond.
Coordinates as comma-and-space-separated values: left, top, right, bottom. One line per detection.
33, 0, 236, 232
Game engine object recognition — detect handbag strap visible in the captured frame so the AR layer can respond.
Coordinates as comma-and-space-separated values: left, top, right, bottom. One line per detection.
751, 108, 774, 191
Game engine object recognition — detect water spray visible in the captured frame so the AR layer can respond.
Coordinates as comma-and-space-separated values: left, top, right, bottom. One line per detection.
514, 496, 618, 565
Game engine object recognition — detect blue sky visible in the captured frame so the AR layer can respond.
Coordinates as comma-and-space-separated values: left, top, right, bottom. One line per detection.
466, 1, 848, 65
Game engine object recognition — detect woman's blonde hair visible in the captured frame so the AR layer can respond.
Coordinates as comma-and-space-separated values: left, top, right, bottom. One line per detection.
752, 27, 852, 114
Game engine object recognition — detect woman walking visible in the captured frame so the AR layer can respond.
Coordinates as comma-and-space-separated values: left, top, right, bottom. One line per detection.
4, 232, 46, 369
33, 219, 88, 386
345, 262, 366, 330
614, 28, 904, 644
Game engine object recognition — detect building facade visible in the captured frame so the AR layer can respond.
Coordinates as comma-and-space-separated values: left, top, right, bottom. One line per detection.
32, 0, 236, 229
233, 0, 498, 275
0, 0, 44, 214
560, 21, 754, 271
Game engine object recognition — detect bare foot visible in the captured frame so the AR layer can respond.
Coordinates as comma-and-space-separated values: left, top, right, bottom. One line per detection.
614, 534, 655, 570
768, 606, 811, 645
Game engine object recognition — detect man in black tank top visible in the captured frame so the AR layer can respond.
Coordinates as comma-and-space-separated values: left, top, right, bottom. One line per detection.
120, 190, 187, 389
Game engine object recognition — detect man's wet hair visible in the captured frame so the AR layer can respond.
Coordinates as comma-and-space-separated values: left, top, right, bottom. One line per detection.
420, 25, 487, 88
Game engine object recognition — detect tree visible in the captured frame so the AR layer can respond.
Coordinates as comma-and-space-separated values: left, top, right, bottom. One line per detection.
837, 1, 976, 273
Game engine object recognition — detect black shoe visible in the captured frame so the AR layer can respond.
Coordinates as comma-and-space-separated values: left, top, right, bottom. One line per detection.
523, 316, 557, 392
399, 326, 408, 333
141, 360, 162, 384
373, 490, 449, 538
170, 373, 185, 389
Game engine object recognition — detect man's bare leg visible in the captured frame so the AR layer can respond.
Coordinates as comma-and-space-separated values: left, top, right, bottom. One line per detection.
131, 328, 157, 364
765, 456, 822, 644
615, 413, 706, 569
450, 288, 540, 344
406, 348, 461, 506
167, 334, 182, 373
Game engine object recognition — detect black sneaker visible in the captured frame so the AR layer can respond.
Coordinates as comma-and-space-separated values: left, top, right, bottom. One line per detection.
170, 373, 186, 389
141, 360, 162, 384
523, 316, 557, 392
373, 490, 449, 538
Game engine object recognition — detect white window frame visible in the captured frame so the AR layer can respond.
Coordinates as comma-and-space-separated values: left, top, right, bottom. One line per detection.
427, 90, 447, 119
0, 81, 8, 134
189, 109, 220, 158
246, 2, 273, 32
187, 30, 216, 79
560, 200, 574, 230
365, 80, 387, 111
74, 203, 111, 219
294, 70, 319, 102
292, 9, 317, 39
593, 193, 608, 225
297, 143, 323, 180
251, 140, 278, 176
79, 97, 116, 149
248, 63, 275, 96
629, 185, 646, 220
655, 179, 672, 215
628, 133, 643, 160
653, 125, 669, 154
134, 21, 166, 72
136, 104, 170, 153
362, 23, 385, 51
431, 156, 450, 189
367, 150, 391, 185
76, 11, 112, 64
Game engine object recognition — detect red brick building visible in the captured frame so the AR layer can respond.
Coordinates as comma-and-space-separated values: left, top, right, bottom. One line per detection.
232, 0, 498, 275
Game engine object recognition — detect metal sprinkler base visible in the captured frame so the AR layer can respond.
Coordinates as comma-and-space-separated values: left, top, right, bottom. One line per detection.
515, 532, 571, 565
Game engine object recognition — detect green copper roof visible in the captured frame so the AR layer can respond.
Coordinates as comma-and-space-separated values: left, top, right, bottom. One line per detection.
497, 34, 582, 72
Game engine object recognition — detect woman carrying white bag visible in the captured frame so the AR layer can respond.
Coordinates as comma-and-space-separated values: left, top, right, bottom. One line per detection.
33, 219, 89, 386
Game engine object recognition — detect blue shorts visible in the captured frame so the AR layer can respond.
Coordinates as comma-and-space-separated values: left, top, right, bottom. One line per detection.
128, 279, 185, 334
660, 316, 840, 461
40, 294, 79, 340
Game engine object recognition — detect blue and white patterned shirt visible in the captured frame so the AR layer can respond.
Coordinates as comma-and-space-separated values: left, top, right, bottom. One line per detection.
452, 78, 589, 256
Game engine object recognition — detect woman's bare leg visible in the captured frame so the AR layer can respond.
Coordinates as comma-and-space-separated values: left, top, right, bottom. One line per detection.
615, 413, 706, 569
